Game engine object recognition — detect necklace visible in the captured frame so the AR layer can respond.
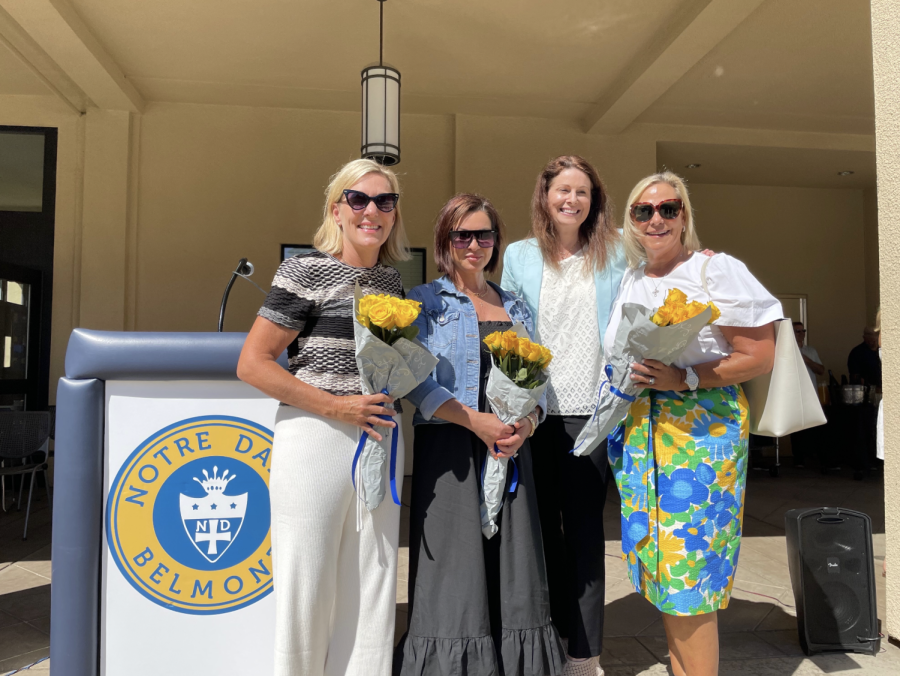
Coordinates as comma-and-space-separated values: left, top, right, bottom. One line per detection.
645, 275, 665, 298
457, 279, 489, 298
644, 249, 690, 297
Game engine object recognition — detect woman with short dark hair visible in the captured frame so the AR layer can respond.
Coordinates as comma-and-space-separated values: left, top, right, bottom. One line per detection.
396, 193, 565, 676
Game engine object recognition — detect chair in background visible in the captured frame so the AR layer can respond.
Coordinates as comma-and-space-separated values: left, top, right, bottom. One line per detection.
0, 411, 53, 540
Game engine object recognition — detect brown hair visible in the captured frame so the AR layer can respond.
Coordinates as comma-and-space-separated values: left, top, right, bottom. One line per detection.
434, 193, 505, 276
530, 155, 619, 272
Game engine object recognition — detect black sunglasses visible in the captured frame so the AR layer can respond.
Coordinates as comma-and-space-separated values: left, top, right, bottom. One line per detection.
342, 189, 400, 213
630, 199, 683, 223
449, 230, 497, 249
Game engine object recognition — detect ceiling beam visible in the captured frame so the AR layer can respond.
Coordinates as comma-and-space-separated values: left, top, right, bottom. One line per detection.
583, 0, 766, 135
0, 0, 144, 112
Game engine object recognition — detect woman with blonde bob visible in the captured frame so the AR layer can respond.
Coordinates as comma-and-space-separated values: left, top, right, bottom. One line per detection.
239, 158, 409, 676
606, 171, 781, 676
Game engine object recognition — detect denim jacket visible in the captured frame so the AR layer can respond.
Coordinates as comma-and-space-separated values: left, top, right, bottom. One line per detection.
404, 275, 547, 426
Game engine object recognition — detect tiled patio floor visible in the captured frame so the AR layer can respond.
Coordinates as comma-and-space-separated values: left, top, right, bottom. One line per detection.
2, 465, 898, 675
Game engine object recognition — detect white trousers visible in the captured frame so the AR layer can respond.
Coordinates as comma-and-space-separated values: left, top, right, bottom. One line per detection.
270, 406, 403, 676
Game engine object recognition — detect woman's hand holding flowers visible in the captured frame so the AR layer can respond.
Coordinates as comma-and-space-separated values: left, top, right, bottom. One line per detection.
630, 359, 687, 392
471, 412, 516, 458
332, 392, 397, 442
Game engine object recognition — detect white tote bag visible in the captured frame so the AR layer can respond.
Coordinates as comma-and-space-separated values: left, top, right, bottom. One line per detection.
699, 258, 826, 437
742, 319, 827, 437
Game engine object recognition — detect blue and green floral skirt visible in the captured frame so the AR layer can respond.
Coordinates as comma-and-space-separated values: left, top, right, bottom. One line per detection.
608, 385, 748, 616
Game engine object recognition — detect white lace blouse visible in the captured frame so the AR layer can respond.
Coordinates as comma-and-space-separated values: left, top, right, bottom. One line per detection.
537, 250, 603, 415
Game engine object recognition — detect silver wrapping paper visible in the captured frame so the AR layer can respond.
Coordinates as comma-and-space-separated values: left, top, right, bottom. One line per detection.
353, 284, 439, 511
480, 322, 550, 539
571, 302, 712, 457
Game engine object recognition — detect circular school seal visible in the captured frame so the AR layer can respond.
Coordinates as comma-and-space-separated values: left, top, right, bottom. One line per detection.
106, 415, 273, 614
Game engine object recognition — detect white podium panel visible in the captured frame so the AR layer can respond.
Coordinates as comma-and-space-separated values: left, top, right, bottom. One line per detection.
102, 380, 280, 676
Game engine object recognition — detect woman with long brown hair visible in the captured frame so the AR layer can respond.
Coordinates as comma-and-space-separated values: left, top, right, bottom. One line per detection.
501, 156, 625, 676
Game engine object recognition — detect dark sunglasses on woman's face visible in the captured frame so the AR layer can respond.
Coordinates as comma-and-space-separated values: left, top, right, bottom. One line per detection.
630, 198, 683, 223
342, 189, 400, 212
449, 230, 497, 249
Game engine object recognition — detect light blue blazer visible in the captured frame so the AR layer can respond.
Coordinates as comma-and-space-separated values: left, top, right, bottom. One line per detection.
500, 238, 628, 346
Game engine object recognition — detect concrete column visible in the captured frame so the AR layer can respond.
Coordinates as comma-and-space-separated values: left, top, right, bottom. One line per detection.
871, 0, 900, 641
78, 107, 135, 330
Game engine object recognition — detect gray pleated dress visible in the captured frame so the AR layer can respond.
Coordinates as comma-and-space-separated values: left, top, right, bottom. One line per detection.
395, 321, 565, 676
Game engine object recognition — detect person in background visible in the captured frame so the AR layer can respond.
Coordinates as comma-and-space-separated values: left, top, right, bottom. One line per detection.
794, 321, 824, 386
848, 326, 882, 387
876, 307, 885, 576
238, 159, 409, 676
791, 320, 824, 468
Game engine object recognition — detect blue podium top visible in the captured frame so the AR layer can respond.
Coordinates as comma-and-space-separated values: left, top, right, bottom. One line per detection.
65, 329, 289, 380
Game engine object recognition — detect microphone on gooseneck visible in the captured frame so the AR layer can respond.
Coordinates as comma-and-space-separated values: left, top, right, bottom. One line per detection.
218, 258, 267, 332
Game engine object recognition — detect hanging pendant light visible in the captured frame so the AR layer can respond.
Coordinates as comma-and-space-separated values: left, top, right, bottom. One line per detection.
361, 0, 400, 166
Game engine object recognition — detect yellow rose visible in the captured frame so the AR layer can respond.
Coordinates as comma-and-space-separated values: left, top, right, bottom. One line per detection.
356, 313, 370, 328
666, 288, 688, 306
516, 337, 533, 358
708, 302, 721, 323
392, 300, 419, 328
483, 331, 502, 352
525, 342, 543, 362
367, 299, 396, 330
540, 345, 553, 367
652, 305, 673, 327
683, 301, 701, 319
499, 331, 518, 358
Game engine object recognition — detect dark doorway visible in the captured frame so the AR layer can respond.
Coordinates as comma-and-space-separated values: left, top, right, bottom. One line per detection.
0, 126, 57, 411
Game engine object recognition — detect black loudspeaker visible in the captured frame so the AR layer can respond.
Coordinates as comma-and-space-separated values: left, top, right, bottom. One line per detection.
784, 507, 880, 655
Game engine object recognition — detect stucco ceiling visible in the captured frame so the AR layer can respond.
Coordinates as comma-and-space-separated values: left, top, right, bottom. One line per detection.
0, 0, 876, 134
0, 41, 49, 96
658, 142, 877, 190
639, 0, 875, 135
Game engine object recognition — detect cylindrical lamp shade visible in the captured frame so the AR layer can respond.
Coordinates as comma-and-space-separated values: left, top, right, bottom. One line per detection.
361, 65, 400, 166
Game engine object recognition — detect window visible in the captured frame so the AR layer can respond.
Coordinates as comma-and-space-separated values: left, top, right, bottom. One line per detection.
0, 131, 45, 212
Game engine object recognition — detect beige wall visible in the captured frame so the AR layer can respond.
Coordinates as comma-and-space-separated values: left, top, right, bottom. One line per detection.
689, 183, 868, 377
134, 103, 456, 333
871, 0, 899, 641
863, 186, 880, 325
0, 96, 878, 408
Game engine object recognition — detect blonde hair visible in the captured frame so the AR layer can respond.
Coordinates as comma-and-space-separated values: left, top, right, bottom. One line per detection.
622, 171, 701, 269
875, 306, 882, 333
313, 158, 410, 265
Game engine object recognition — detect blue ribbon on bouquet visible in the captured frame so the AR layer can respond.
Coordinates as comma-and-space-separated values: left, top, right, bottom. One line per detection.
571, 364, 636, 455
351, 388, 401, 506
481, 452, 519, 494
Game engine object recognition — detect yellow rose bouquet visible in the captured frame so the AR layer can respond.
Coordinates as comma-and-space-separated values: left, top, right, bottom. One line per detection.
479, 324, 552, 538
351, 284, 438, 512
482, 329, 553, 389
650, 288, 720, 327
572, 288, 717, 458
356, 293, 423, 345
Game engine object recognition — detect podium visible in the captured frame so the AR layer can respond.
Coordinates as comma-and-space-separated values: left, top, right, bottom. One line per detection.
52, 330, 285, 676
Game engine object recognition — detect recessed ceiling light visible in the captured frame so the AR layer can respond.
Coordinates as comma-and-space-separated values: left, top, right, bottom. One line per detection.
685, 163, 701, 169
838, 170, 855, 176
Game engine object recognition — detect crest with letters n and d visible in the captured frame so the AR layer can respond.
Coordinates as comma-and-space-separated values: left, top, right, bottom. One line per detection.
107, 415, 273, 614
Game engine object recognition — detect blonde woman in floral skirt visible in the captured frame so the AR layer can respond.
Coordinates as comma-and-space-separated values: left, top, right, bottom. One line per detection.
606, 172, 780, 676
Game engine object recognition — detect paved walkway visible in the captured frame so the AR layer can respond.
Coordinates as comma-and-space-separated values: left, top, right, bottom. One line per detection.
1, 465, 898, 674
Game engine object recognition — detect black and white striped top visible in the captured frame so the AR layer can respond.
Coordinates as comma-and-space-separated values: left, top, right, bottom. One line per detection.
259, 250, 405, 400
